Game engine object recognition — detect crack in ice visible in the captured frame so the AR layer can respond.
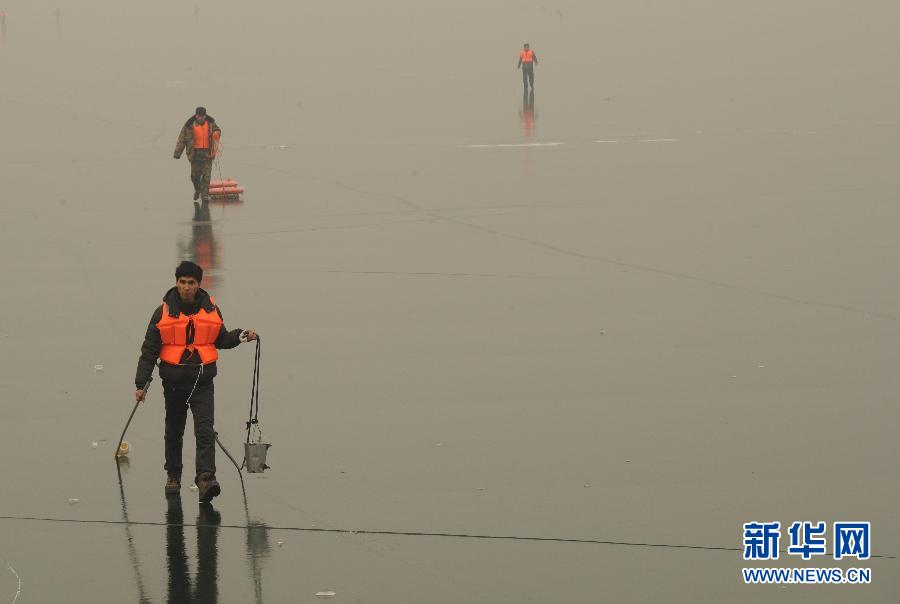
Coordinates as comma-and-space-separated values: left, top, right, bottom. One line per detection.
4, 561, 20, 604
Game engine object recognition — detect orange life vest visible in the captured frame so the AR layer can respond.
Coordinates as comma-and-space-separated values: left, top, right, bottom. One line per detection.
156, 297, 223, 365
520, 49, 535, 63
193, 120, 210, 149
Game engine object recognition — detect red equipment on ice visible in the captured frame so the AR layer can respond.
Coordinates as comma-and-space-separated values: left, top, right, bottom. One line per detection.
208, 178, 245, 201
208, 140, 243, 201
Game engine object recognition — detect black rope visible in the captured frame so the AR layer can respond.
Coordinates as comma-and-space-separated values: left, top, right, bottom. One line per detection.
245, 336, 261, 443
216, 336, 262, 476
1, 514, 896, 559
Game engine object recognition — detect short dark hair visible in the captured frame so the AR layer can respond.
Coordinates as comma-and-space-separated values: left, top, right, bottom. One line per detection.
195, 106, 207, 116
175, 261, 203, 282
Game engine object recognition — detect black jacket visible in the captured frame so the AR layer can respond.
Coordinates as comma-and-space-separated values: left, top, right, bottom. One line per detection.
135, 287, 243, 387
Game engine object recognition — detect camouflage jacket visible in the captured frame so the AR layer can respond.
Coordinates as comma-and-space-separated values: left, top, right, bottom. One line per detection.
174, 115, 221, 161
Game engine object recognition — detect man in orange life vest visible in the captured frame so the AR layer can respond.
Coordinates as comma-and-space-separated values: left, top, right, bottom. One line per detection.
517, 43, 538, 92
174, 107, 221, 202
134, 261, 257, 502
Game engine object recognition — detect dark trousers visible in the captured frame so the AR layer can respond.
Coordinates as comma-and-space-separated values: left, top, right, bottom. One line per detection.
522, 65, 534, 90
164, 379, 216, 483
190, 158, 213, 200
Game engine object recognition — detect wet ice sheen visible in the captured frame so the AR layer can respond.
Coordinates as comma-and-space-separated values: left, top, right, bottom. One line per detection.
2, 2, 898, 602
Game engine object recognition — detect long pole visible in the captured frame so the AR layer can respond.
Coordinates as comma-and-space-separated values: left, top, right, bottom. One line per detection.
114, 377, 152, 459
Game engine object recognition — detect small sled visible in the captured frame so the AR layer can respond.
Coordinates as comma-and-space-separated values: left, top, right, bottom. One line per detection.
208, 178, 245, 202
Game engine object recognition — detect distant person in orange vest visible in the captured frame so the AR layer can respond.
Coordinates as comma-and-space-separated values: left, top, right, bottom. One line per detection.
174, 107, 221, 202
134, 261, 257, 502
517, 43, 538, 92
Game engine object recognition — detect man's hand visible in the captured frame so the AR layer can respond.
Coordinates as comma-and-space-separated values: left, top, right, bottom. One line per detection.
241, 330, 258, 342
135, 388, 146, 402
173, 154, 180, 159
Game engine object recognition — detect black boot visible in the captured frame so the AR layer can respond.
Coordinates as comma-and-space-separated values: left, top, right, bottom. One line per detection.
196, 472, 220, 503
165, 475, 181, 496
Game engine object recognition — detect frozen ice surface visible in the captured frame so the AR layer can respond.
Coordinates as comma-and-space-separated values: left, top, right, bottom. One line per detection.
0, 1, 898, 602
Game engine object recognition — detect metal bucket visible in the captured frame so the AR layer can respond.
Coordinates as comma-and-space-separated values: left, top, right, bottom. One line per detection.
244, 442, 271, 473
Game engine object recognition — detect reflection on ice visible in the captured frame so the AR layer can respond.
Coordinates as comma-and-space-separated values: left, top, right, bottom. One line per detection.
116, 460, 150, 603
167, 495, 220, 604
114, 458, 272, 603
519, 90, 535, 139
178, 201, 220, 289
